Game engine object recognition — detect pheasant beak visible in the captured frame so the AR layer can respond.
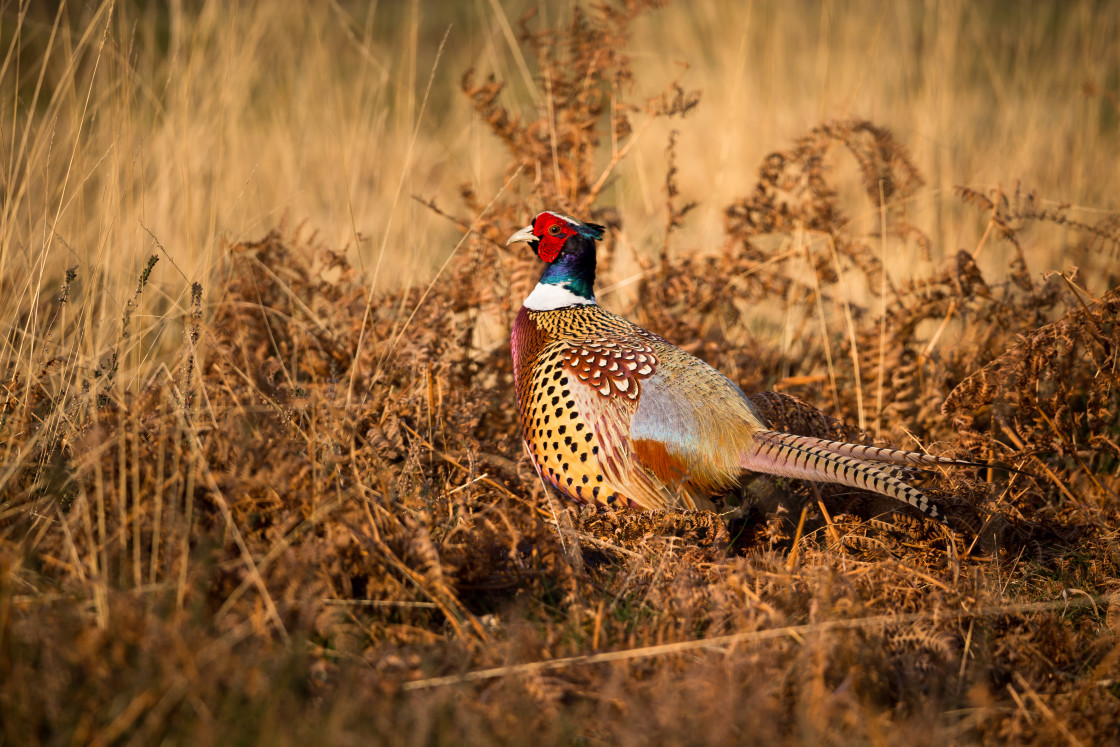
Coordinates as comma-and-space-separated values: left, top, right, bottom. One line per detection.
506, 224, 537, 246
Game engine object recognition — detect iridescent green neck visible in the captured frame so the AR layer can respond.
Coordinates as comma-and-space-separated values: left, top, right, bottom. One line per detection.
539, 234, 596, 301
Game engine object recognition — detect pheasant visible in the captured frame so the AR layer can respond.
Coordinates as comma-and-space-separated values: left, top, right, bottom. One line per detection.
508, 210, 974, 524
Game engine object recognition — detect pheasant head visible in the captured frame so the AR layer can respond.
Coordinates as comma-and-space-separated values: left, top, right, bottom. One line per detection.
507, 212, 606, 309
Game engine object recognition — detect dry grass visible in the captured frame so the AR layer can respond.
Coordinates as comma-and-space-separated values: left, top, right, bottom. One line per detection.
3, 0, 1120, 744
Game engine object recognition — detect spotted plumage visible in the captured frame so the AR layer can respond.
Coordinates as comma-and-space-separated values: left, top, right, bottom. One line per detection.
562, 339, 655, 399
508, 211, 975, 524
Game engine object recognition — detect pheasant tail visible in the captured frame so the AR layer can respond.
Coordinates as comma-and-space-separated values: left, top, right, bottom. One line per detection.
743, 430, 951, 523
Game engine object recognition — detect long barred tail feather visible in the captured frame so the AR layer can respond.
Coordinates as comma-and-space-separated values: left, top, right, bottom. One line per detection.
743, 430, 952, 524
762, 432, 984, 469
872, 463, 938, 482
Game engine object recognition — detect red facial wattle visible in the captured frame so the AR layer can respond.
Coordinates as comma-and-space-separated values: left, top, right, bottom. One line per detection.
537, 236, 564, 263
532, 214, 575, 263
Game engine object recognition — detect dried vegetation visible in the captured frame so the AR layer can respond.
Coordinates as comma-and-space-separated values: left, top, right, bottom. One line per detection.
3, 2, 1120, 744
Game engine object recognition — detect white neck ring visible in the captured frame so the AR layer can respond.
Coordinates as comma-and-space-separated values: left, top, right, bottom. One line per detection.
522, 282, 595, 311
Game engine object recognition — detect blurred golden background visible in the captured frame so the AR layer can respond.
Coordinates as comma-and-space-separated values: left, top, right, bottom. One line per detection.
4, 0, 1116, 306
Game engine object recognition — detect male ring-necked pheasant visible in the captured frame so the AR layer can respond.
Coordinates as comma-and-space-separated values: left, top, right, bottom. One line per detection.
508, 211, 973, 524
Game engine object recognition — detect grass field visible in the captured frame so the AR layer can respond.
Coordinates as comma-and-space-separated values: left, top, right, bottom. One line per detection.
2, 0, 1120, 743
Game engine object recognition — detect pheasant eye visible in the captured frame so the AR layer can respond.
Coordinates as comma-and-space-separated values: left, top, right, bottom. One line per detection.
547, 224, 562, 236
